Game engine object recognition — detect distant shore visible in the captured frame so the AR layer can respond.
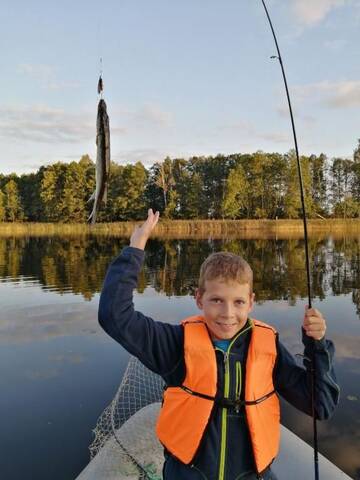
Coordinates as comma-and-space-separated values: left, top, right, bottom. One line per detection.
0, 219, 359, 239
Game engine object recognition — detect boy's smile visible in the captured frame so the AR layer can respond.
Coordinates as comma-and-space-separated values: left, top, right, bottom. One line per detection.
195, 279, 255, 340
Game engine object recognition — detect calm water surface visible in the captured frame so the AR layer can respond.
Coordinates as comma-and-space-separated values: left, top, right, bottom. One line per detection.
0, 235, 359, 480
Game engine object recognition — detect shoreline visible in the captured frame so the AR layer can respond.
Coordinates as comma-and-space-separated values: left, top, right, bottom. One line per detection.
0, 219, 359, 238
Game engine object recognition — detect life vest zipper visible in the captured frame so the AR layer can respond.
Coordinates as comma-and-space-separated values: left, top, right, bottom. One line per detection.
218, 350, 230, 480
235, 361, 242, 413
218, 321, 252, 480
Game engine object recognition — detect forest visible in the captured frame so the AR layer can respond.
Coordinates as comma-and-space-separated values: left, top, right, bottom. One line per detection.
1, 141, 360, 223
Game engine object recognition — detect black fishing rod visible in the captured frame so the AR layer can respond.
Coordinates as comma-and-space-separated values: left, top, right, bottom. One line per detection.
259, 1, 318, 479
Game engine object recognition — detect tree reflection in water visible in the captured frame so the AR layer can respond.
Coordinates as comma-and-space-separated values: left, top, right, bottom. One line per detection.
0, 235, 359, 314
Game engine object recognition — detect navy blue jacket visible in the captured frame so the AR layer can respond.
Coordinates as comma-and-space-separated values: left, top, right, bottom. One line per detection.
99, 247, 340, 480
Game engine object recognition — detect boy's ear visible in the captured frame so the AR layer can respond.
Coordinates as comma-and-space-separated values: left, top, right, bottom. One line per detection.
249, 292, 255, 310
195, 288, 203, 309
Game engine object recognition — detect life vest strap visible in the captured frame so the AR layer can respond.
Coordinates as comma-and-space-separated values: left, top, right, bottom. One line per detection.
178, 385, 276, 409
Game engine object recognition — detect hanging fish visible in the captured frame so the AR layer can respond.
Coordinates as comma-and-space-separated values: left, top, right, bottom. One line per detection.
88, 93, 110, 224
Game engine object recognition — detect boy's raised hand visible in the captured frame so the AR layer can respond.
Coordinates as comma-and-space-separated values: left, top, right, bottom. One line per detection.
130, 209, 160, 250
303, 306, 326, 341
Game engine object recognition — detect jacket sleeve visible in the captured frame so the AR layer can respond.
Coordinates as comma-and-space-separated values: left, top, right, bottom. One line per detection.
98, 246, 184, 378
274, 330, 340, 420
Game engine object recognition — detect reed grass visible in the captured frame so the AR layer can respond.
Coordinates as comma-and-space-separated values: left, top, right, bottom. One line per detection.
0, 219, 359, 239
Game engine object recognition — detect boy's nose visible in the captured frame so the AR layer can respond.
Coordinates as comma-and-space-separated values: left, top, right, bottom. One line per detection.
221, 303, 235, 318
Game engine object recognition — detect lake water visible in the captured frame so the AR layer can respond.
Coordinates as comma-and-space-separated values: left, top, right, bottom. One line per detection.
0, 234, 359, 480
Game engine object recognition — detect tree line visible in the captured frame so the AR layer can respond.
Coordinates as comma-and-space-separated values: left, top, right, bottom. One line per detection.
1, 141, 360, 222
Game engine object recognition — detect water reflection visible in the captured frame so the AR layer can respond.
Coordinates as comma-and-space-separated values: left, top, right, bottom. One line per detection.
0, 235, 360, 312
0, 236, 127, 300
0, 234, 359, 479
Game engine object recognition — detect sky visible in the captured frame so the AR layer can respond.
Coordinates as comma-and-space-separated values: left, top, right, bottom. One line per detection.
0, 0, 359, 175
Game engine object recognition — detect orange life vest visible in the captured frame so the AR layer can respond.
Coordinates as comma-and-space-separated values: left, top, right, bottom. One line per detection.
156, 315, 280, 474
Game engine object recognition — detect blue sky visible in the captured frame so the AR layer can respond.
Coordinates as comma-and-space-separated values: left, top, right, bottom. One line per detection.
1, 0, 359, 175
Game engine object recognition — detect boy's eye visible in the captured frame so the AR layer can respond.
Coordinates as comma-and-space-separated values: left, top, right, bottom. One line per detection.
236, 300, 245, 305
211, 298, 222, 303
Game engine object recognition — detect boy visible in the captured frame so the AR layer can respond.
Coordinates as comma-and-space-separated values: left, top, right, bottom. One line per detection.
99, 210, 339, 480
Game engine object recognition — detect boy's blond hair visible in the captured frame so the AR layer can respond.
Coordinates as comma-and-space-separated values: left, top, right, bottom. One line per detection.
198, 252, 253, 295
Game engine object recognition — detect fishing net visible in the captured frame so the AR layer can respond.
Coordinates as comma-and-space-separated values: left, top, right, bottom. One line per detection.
85, 356, 165, 480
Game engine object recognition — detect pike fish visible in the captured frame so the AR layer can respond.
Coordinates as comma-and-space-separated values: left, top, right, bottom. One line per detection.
88, 98, 110, 224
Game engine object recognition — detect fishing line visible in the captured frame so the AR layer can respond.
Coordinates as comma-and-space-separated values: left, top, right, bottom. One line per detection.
97, 20, 104, 99
259, 1, 318, 479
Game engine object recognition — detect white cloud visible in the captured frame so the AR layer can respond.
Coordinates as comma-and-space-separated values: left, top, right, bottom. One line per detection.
18, 63, 55, 79
323, 39, 348, 51
293, 80, 360, 108
112, 103, 174, 129
114, 147, 183, 166
219, 121, 290, 144
292, 0, 348, 25
17, 63, 80, 90
0, 104, 94, 143
0, 100, 173, 173
0, 301, 99, 344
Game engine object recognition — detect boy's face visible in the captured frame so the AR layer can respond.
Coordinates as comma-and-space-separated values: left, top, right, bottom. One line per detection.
195, 279, 255, 340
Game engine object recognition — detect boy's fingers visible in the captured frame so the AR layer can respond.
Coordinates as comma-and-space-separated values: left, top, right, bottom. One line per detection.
303, 317, 325, 329
303, 312, 326, 340
304, 314, 324, 323
149, 211, 160, 229
147, 209, 159, 222
145, 209, 154, 222
303, 307, 327, 340
306, 306, 322, 316
153, 211, 160, 224
140, 210, 159, 234
304, 324, 326, 332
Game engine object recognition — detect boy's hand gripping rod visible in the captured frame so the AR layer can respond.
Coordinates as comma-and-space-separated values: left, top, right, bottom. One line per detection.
260, 1, 319, 479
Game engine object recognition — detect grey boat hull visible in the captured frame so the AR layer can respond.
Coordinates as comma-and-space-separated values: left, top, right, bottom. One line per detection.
76, 403, 351, 480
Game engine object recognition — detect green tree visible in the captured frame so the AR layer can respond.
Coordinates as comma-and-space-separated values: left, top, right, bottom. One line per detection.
283, 151, 315, 219
243, 152, 287, 219
354, 138, 360, 164
0, 189, 5, 221
79, 154, 96, 207
330, 158, 345, 208
187, 155, 232, 219
227, 154, 254, 218
4, 179, 23, 221
222, 163, 249, 219
60, 161, 88, 222
186, 157, 210, 219
310, 153, 328, 216
333, 197, 360, 218
202, 155, 231, 218
122, 162, 148, 220
154, 157, 177, 217
247, 151, 268, 219
352, 140, 360, 204
40, 163, 66, 222
106, 162, 148, 221
144, 164, 164, 215
171, 158, 203, 219
330, 157, 354, 218
18, 172, 43, 221
105, 162, 124, 220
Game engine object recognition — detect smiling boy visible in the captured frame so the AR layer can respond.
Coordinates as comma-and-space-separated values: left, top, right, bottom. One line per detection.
195, 253, 255, 340
99, 210, 339, 480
